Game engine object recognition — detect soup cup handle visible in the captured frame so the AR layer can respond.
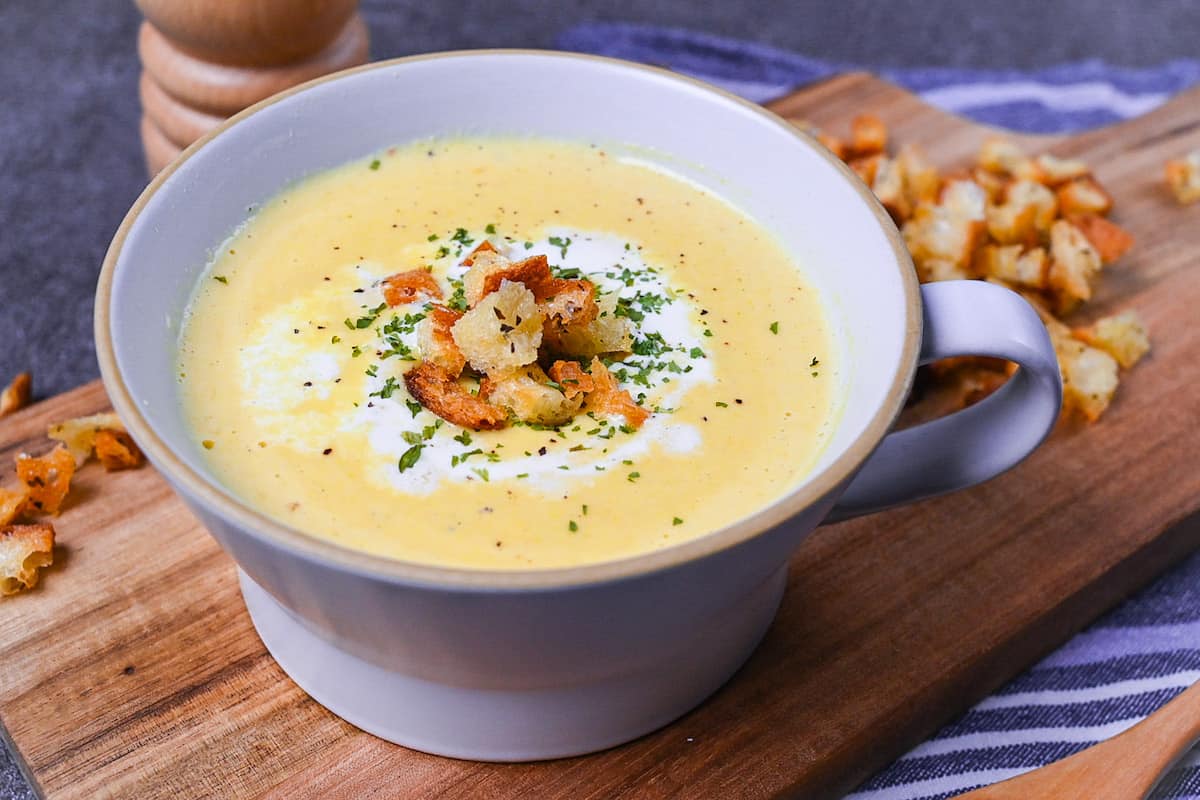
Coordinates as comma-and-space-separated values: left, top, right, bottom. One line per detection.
825, 280, 1063, 523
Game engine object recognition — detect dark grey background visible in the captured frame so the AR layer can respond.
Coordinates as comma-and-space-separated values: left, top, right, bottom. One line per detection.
1, 1, 1196, 798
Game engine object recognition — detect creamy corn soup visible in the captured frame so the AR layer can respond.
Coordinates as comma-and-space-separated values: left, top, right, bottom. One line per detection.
178, 138, 837, 569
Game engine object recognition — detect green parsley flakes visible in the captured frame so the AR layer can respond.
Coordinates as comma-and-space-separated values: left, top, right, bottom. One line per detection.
770, 321, 779, 334
673, 517, 684, 526
213, 275, 228, 284
568, 520, 579, 532
398, 444, 422, 472
369, 159, 381, 171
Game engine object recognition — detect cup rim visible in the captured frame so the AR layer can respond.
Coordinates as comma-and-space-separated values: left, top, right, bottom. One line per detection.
95, 49, 920, 591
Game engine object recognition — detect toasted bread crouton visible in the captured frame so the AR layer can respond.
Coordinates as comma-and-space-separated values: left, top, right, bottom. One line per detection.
850, 114, 888, 157
969, 167, 1009, 203
543, 293, 633, 358
1057, 336, 1120, 422
382, 269, 442, 307
0, 523, 54, 595
1047, 219, 1102, 311
903, 184, 986, 272
464, 252, 553, 307
94, 430, 144, 471
848, 154, 882, 186
548, 360, 596, 399
0, 373, 31, 417
816, 133, 848, 161
1006, 180, 1059, 232
541, 279, 599, 329
48, 412, 125, 467
15, 446, 75, 516
872, 157, 911, 223
417, 305, 467, 377
976, 244, 1048, 289
485, 364, 584, 426
0, 487, 29, 527
897, 144, 941, 207
460, 239, 497, 267
1035, 153, 1091, 186
1165, 151, 1200, 204
979, 137, 1042, 181
584, 358, 650, 428
919, 259, 972, 282
403, 362, 507, 430
452, 280, 544, 374
1067, 214, 1134, 264
1056, 177, 1113, 217
1073, 309, 1150, 369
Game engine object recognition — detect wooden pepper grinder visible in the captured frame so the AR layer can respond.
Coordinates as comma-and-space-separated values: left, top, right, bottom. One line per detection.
135, 0, 370, 175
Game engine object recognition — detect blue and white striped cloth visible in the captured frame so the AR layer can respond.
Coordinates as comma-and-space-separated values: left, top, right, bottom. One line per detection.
556, 23, 1200, 799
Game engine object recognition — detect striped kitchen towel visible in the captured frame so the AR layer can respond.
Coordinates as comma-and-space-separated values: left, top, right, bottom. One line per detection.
555, 22, 1200, 800
556, 22, 1200, 133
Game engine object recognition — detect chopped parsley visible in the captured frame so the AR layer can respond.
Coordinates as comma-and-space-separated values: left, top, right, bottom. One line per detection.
703, 328, 714, 338
548, 235, 572, 258
673, 517, 684, 526
715, 401, 728, 408
369, 376, 400, 399
435, 245, 450, 259
485, 223, 497, 234
568, 520, 579, 532
397, 444, 422, 472
405, 399, 422, 418
453, 430, 473, 446
331, 335, 341, 344
213, 275, 228, 284
427, 233, 439, 241
369, 159, 381, 171
688, 347, 705, 359
471, 467, 490, 482
770, 321, 779, 334
627, 471, 641, 482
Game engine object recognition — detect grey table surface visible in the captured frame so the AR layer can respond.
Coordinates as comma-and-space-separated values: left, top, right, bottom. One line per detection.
1, 1, 1196, 797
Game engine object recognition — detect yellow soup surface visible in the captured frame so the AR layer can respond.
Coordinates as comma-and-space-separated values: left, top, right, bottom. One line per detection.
179, 137, 838, 570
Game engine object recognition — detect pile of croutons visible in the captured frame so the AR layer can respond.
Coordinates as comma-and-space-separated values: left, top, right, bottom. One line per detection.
0, 399, 143, 596
382, 242, 649, 431
807, 114, 1151, 422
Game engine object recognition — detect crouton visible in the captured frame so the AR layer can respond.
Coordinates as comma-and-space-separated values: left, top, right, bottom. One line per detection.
0, 373, 31, 417
0, 523, 54, 596
460, 239, 497, 267
382, 269, 442, 306
541, 279, 599, 329
15, 446, 75, 516
417, 304, 467, 377
451, 280, 544, 374
464, 252, 553, 307
902, 184, 986, 271
1067, 214, 1134, 264
402, 362, 507, 431
1165, 151, 1200, 204
848, 154, 882, 186
1056, 177, 1113, 217
816, 133, 848, 161
0, 487, 29, 527
1073, 309, 1150, 368
920, 259, 972, 283
584, 358, 650, 428
1006, 180, 1059, 233
1047, 219, 1102, 311
485, 364, 583, 426
850, 114, 888, 157
548, 360, 596, 400
542, 293, 633, 357
897, 144, 941, 207
1057, 336, 1120, 422
1035, 153, 1091, 186
48, 412, 126, 467
872, 157, 911, 223
976, 244, 1048, 289
969, 167, 1009, 203
978, 137, 1043, 181
94, 429, 144, 471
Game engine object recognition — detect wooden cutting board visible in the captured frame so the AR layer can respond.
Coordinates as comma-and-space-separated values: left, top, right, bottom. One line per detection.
2, 73, 1199, 799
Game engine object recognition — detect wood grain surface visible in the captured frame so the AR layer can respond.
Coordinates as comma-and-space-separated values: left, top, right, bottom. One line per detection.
2, 73, 1199, 799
